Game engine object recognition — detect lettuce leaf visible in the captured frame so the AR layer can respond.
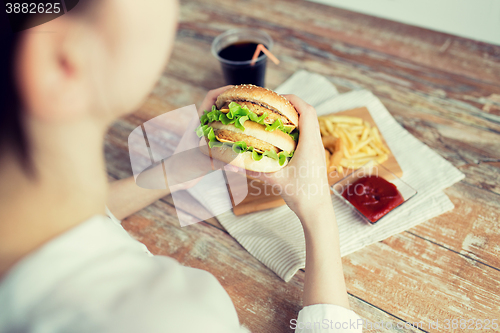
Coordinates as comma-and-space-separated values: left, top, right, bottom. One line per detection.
278, 150, 294, 166
251, 150, 264, 161
232, 141, 247, 153
195, 102, 297, 166
195, 127, 294, 166
265, 118, 283, 132
226, 140, 293, 166
196, 124, 223, 148
198, 102, 298, 141
289, 131, 299, 141
262, 150, 278, 160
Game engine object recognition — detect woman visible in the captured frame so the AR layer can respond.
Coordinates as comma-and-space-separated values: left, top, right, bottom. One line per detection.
0, 0, 361, 332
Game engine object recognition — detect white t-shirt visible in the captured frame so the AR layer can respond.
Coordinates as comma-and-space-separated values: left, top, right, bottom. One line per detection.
0, 214, 362, 333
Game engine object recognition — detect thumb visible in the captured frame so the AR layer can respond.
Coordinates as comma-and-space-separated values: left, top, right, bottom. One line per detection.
283, 95, 322, 149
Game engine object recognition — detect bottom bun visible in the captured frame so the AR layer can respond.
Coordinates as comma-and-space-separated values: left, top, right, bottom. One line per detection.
199, 139, 287, 173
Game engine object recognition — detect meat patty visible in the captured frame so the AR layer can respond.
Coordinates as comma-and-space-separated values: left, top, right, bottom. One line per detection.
221, 101, 291, 126
214, 129, 279, 153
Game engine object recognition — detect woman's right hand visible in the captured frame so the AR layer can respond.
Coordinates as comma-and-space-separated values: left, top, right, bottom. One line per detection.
237, 95, 350, 309
245, 95, 332, 220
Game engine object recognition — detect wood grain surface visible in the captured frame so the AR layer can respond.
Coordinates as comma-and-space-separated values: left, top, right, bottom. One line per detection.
104, 0, 500, 332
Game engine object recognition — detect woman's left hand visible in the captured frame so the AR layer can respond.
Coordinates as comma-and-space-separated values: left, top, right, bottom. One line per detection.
166, 85, 234, 192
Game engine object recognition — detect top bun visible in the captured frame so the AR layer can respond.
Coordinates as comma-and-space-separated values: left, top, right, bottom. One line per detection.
216, 84, 299, 128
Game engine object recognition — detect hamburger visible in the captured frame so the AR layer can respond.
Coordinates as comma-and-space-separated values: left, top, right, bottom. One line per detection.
196, 85, 299, 172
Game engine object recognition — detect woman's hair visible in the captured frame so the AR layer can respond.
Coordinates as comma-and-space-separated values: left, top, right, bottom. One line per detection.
0, 12, 30, 172
0, 1, 96, 173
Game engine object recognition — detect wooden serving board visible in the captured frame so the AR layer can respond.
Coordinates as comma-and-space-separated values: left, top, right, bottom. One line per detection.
231, 107, 402, 216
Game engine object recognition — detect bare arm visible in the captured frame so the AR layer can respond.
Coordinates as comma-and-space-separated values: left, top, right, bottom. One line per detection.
296, 201, 350, 308
245, 95, 350, 309
107, 171, 171, 221
107, 86, 233, 221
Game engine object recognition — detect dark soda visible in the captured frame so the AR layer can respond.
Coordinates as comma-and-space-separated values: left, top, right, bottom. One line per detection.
217, 41, 268, 87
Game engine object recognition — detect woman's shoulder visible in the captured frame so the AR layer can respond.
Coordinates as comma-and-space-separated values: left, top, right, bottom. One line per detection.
0, 214, 246, 333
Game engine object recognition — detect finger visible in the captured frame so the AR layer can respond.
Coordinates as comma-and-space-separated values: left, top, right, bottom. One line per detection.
243, 168, 283, 186
198, 85, 234, 115
223, 164, 244, 173
173, 116, 201, 154
219, 163, 262, 183
206, 85, 234, 102
283, 94, 322, 148
282, 94, 314, 116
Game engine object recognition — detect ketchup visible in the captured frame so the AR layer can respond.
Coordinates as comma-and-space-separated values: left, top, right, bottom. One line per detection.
342, 175, 404, 223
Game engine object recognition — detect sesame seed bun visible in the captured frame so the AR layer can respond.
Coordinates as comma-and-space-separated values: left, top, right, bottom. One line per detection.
215, 84, 299, 128
199, 85, 299, 173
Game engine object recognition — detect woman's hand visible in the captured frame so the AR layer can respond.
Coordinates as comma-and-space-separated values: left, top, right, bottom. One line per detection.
199, 86, 234, 116
166, 85, 234, 192
245, 95, 349, 309
245, 95, 331, 219
108, 86, 234, 219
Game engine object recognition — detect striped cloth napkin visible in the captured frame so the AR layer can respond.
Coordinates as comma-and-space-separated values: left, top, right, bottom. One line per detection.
194, 70, 465, 281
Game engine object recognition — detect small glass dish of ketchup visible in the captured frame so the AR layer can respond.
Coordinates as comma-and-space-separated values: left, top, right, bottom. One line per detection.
332, 161, 417, 224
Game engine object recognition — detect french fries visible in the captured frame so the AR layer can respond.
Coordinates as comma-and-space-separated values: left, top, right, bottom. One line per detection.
330, 138, 344, 167
325, 115, 363, 125
322, 136, 338, 153
325, 150, 331, 169
318, 114, 390, 172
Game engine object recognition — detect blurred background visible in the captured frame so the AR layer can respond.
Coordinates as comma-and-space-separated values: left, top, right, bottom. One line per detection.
310, 0, 500, 45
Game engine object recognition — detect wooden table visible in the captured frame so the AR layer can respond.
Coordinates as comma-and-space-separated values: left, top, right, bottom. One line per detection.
104, 0, 500, 331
